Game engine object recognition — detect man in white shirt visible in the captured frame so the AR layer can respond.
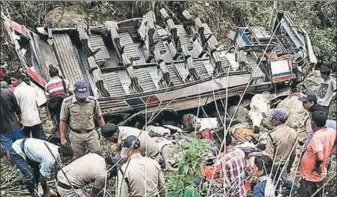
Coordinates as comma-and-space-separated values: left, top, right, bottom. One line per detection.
248, 91, 271, 133
316, 66, 336, 115
13, 73, 45, 139
12, 138, 73, 197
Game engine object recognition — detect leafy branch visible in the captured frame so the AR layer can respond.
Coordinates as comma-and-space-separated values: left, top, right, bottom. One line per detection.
165, 139, 210, 197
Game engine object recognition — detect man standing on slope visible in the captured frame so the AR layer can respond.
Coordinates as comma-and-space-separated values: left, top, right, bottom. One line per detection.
1, 88, 36, 196
316, 66, 336, 115
59, 80, 105, 158
13, 73, 46, 139
299, 111, 336, 197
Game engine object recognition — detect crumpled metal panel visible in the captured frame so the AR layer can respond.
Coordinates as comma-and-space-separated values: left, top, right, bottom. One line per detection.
35, 35, 60, 80
53, 33, 84, 85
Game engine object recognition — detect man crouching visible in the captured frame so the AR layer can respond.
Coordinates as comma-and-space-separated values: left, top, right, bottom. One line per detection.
116, 135, 166, 197
56, 153, 115, 197
11, 138, 74, 197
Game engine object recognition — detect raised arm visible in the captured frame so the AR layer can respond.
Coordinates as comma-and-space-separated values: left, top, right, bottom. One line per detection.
65, 79, 74, 95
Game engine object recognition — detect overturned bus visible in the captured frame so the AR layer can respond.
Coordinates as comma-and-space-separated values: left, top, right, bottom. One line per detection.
1, 10, 317, 120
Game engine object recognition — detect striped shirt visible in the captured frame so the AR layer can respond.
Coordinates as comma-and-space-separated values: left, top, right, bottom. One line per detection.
219, 147, 247, 197
44, 76, 72, 98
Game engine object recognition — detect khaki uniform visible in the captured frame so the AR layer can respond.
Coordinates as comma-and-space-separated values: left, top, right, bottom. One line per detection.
118, 126, 160, 160
277, 93, 309, 133
57, 153, 107, 197
60, 96, 102, 158
116, 153, 166, 197
265, 124, 298, 166
153, 137, 174, 168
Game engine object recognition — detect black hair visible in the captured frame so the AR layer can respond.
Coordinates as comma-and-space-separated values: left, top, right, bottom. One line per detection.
320, 66, 330, 76
122, 135, 141, 149
105, 155, 114, 166
12, 72, 24, 80
46, 134, 61, 145
254, 155, 273, 176
213, 129, 232, 146
49, 65, 59, 78
224, 118, 242, 128
225, 131, 232, 146
105, 154, 123, 178
101, 123, 119, 138
291, 86, 299, 93
310, 104, 327, 114
58, 145, 74, 157
311, 111, 327, 127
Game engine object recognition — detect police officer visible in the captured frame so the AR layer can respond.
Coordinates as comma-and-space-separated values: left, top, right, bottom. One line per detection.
59, 81, 105, 158
116, 135, 166, 197
101, 123, 160, 160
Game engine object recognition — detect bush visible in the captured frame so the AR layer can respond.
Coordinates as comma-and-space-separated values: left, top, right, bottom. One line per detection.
165, 139, 210, 197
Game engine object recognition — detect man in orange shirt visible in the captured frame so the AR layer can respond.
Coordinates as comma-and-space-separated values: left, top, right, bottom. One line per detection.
299, 111, 336, 197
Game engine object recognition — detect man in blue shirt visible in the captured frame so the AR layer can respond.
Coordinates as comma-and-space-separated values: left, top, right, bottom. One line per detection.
12, 138, 73, 196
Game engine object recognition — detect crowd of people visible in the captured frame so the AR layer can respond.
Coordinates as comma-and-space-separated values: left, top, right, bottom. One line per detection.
0, 64, 336, 197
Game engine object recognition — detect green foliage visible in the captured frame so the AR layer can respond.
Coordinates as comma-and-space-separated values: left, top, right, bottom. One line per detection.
165, 139, 210, 197
282, 1, 337, 71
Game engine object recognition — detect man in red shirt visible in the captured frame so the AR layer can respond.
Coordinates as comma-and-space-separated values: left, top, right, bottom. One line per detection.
299, 111, 336, 197
45, 65, 72, 131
